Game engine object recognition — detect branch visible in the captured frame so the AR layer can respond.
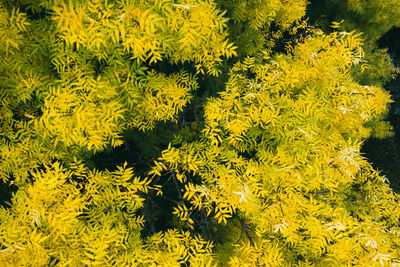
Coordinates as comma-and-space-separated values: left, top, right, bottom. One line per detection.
235, 213, 254, 247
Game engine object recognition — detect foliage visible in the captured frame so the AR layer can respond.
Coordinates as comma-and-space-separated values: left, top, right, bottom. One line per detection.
0, 161, 214, 266
350, 45, 398, 88
0, 0, 400, 266
216, 0, 308, 57
345, 0, 400, 40
152, 31, 400, 265
307, 1, 400, 144
0, 0, 230, 265
0, 0, 235, 183
308, 0, 400, 41
307, 0, 400, 101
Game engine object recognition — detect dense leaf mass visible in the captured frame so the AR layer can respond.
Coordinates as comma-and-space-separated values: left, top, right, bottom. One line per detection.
0, 0, 399, 266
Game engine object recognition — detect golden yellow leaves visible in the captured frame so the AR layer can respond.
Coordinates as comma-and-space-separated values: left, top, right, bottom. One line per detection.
0, 6, 30, 53
40, 0, 238, 158
214, 202, 233, 224
229, 238, 283, 267
2, 0, 400, 265
0, 160, 155, 265
149, 28, 400, 265
51, 0, 235, 74
230, 0, 281, 29
202, 74, 280, 144
38, 80, 125, 152
173, 203, 195, 227
145, 229, 214, 266
222, 0, 308, 57
167, 2, 236, 75
128, 70, 196, 131
0, 162, 88, 265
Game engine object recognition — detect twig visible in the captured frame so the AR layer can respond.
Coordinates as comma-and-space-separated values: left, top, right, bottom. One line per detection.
235, 214, 254, 247
158, 195, 181, 205
173, 173, 183, 199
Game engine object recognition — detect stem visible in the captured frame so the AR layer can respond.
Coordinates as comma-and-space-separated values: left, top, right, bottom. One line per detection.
235, 214, 254, 247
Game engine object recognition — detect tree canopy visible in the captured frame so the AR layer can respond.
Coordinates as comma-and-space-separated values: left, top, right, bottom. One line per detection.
0, 0, 399, 266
